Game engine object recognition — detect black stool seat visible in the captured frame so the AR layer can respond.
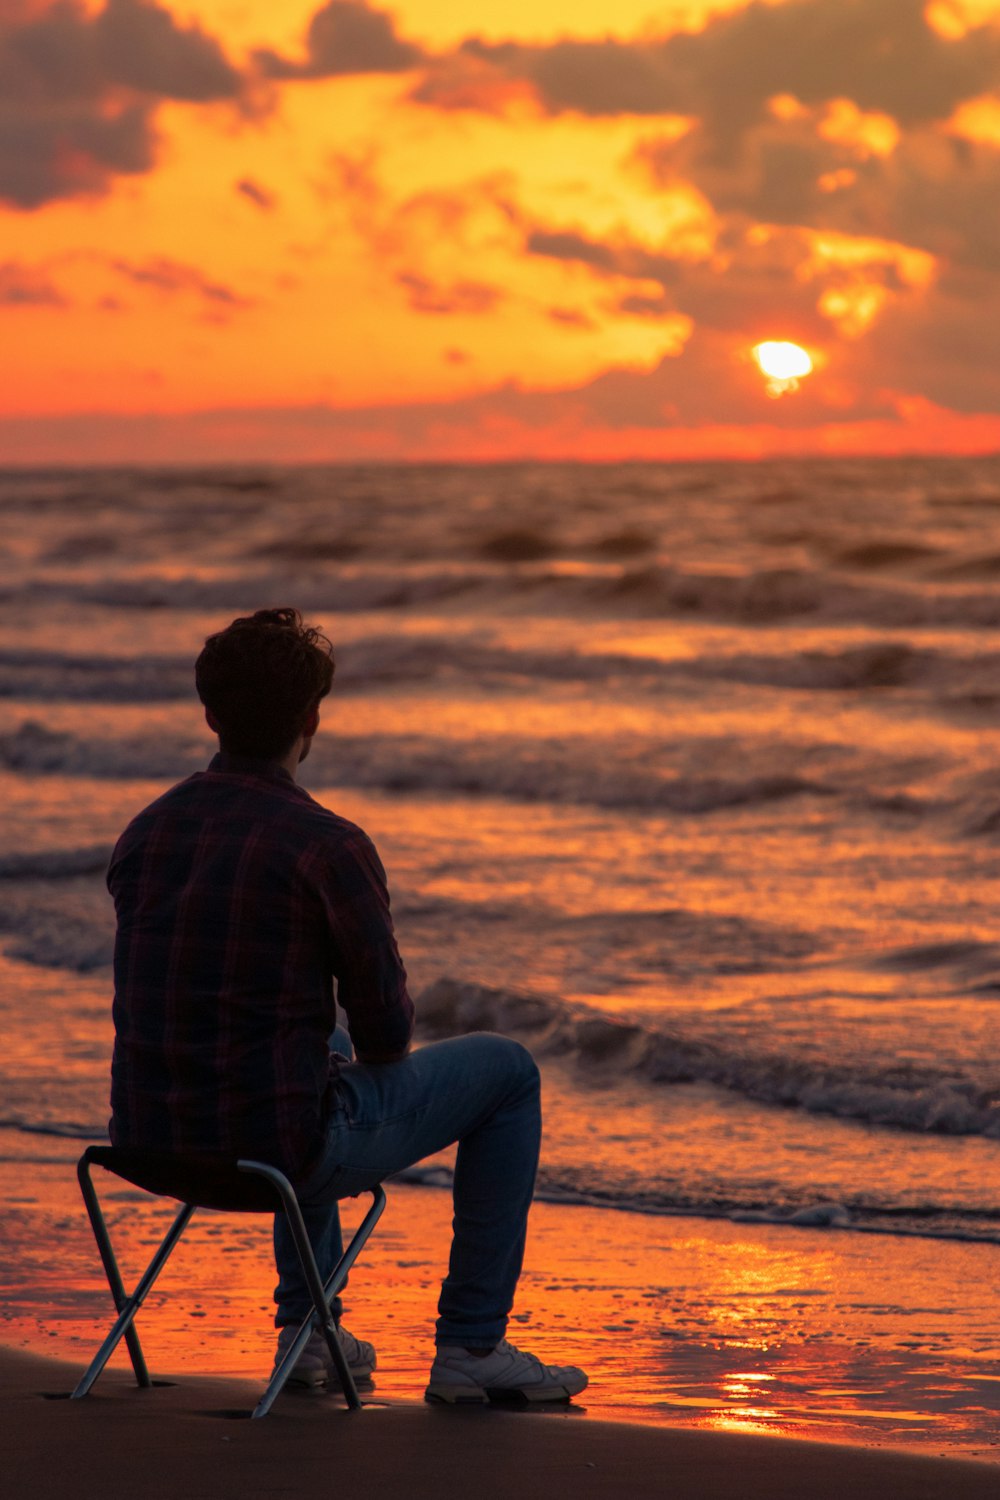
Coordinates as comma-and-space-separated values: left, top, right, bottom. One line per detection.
84, 1146, 284, 1212
71, 1143, 386, 1418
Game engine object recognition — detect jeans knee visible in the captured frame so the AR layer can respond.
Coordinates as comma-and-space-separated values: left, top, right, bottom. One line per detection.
494, 1035, 540, 1096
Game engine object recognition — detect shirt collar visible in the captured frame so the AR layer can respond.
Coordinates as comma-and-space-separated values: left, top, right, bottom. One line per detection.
208, 750, 295, 784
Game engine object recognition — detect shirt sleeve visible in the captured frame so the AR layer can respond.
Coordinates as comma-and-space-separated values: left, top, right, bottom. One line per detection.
310, 828, 414, 1059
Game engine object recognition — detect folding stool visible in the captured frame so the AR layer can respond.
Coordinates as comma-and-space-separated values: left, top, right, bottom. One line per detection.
71, 1144, 386, 1418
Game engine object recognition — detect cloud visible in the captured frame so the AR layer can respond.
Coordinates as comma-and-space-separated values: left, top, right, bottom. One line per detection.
456, 35, 678, 118
543, 231, 843, 350
548, 306, 596, 329
833, 131, 1000, 273
396, 271, 504, 315
0, 260, 66, 305
236, 177, 277, 211
409, 51, 537, 115
526, 230, 619, 273
109, 256, 252, 308
0, 0, 243, 208
497, 5, 1000, 397
255, 1, 422, 81
321, 152, 521, 322
90, 0, 242, 100
834, 264, 1000, 414
400, 0, 1000, 407
437, 0, 1000, 147
618, 292, 673, 318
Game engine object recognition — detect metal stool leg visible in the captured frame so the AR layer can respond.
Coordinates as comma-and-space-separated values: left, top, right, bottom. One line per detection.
238, 1161, 386, 1419
69, 1148, 387, 1417
72, 1153, 195, 1399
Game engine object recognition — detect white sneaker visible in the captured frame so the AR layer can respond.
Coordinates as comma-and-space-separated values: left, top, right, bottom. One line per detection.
425, 1338, 588, 1404
273, 1322, 377, 1388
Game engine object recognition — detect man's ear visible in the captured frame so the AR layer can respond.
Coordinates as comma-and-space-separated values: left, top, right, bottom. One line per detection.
302, 703, 320, 739
205, 707, 221, 735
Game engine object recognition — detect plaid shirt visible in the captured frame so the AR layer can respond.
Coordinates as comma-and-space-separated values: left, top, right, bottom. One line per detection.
108, 752, 414, 1178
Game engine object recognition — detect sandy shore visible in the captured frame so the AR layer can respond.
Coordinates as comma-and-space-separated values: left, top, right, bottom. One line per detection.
6, 1344, 998, 1500
5, 1149, 1000, 1471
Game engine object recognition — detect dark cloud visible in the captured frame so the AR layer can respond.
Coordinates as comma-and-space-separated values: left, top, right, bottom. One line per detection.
0, 100, 154, 207
835, 266, 1000, 414
236, 177, 277, 211
0, 260, 66, 305
526, 230, 618, 272
830, 132, 1000, 274
525, 227, 687, 294
527, 218, 832, 343
637, 115, 856, 229
437, 0, 1000, 147
460, 35, 677, 117
637, 112, 1000, 277
0, 0, 243, 208
396, 271, 503, 315
91, 0, 242, 100
618, 293, 673, 318
109, 256, 252, 308
548, 306, 595, 329
0, 0, 241, 104
409, 51, 535, 114
255, 0, 422, 80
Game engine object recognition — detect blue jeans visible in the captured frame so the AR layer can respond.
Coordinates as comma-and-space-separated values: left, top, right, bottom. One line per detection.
273, 1028, 541, 1348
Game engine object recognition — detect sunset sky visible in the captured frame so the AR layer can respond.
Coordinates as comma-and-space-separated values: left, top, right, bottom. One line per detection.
3, 0, 1000, 462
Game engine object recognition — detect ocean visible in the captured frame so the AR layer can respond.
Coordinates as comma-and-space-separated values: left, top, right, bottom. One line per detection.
3, 456, 1000, 1445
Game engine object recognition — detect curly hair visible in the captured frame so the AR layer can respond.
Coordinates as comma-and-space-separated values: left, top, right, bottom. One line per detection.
195, 607, 335, 760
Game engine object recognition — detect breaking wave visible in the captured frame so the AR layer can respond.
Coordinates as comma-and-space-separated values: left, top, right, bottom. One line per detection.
417, 978, 1000, 1141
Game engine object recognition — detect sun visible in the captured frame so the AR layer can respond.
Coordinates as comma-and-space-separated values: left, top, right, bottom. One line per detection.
752, 341, 814, 397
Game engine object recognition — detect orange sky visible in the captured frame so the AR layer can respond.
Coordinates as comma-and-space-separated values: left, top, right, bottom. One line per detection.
2, 0, 1000, 461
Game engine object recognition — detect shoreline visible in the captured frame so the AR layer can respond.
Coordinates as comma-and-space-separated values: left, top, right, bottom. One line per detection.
5, 1156, 1000, 1464
6, 1344, 999, 1500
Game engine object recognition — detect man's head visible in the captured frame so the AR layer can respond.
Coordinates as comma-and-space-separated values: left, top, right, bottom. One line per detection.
195, 607, 334, 762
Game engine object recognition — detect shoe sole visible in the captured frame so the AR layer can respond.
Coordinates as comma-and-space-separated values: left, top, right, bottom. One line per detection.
424, 1382, 584, 1405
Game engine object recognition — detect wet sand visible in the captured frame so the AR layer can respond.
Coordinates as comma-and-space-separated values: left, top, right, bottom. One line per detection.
4, 1155, 1000, 1469
5, 1344, 999, 1500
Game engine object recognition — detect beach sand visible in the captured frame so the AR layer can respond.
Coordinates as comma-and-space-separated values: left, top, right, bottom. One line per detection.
5, 1344, 999, 1500
4, 1152, 1000, 1492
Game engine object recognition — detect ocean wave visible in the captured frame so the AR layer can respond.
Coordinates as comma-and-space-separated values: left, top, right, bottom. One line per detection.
13, 558, 1000, 630
5, 634, 1000, 704
0, 720, 197, 778
1, 1114, 996, 1243
0, 889, 114, 971
0, 718, 831, 813
201, 639, 1000, 697
0, 1115, 107, 1141
0, 857, 820, 976
0, 846, 111, 879
930, 552, 1000, 581
394, 1162, 1000, 1243
828, 541, 944, 571
0, 649, 191, 702
865, 939, 1000, 974
416, 978, 1000, 1140
0, 716, 944, 823
28, 570, 482, 614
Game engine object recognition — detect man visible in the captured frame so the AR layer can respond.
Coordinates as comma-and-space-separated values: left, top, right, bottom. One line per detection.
108, 607, 587, 1404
